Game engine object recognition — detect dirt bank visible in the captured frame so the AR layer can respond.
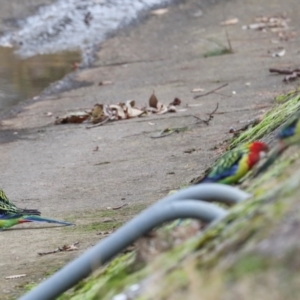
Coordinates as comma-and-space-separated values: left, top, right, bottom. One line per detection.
0, 0, 300, 298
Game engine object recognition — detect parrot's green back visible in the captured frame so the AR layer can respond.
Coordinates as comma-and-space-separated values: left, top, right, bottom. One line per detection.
278, 112, 300, 145
202, 147, 250, 184
0, 217, 20, 230
218, 153, 250, 184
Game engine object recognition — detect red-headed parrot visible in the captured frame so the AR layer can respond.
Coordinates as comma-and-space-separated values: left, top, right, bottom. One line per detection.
199, 141, 269, 184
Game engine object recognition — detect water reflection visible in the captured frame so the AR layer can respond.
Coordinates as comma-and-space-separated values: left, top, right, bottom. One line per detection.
0, 46, 80, 112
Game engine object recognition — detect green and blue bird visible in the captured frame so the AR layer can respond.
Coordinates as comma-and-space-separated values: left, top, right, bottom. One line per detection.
277, 112, 300, 145
198, 141, 269, 184
0, 189, 73, 230
253, 112, 300, 177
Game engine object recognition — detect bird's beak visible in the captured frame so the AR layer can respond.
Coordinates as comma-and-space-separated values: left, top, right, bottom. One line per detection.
259, 151, 267, 159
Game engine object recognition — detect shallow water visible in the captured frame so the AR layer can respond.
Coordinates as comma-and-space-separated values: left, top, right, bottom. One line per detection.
0, 0, 80, 113
0, 47, 80, 113
0, 0, 170, 114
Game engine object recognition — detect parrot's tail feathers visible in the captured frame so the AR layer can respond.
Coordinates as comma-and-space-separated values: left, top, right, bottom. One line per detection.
21, 208, 41, 216
18, 219, 32, 224
22, 215, 74, 226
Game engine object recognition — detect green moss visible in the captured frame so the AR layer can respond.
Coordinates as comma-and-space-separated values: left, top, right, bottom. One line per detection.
70, 204, 148, 233
203, 38, 233, 58
23, 283, 37, 292
76, 221, 123, 232
228, 254, 271, 279
203, 47, 233, 57
230, 93, 300, 149
275, 89, 299, 103
59, 253, 139, 300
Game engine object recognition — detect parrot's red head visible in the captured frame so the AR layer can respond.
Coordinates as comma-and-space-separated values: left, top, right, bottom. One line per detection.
247, 141, 269, 168
248, 141, 269, 153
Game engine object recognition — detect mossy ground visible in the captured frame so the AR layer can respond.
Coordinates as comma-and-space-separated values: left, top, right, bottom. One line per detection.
56, 91, 300, 299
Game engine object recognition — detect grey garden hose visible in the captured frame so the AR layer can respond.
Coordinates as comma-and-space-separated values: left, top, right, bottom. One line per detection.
19, 184, 250, 300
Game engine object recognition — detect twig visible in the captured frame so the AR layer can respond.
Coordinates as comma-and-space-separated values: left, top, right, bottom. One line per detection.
86, 117, 110, 129
151, 126, 188, 138
112, 203, 128, 210
224, 26, 233, 53
192, 103, 219, 125
269, 68, 300, 83
269, 68, 300, 75
194, 83, 229, 99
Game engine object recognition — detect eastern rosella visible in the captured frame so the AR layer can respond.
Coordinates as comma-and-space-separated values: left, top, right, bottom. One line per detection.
253, 112, 300, 177
277, 112, 300, 145
198, 141, 269, 184
0, 214, 73, 230
0, 189, 74, 230
0, 189, 40, 215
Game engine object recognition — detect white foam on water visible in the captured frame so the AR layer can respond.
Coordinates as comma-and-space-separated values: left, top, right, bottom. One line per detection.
0, 0, 171, 65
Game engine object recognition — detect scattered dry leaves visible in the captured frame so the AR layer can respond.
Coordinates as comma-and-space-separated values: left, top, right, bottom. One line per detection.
243, 15, 289, 31
38, 242, 79, 256
56, 92, 182, 127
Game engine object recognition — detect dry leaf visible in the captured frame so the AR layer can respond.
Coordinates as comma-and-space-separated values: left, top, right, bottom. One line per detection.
169, 98, 181, 106
191, 88, 205, 93
149, 91, 158, 108
55, 112, 90, 124
184, 148, 196, 154
124, 100, 146, 118
156, 105, 169, 114
187, 103, 202, 107
6, 274, 27, 279
112, 203, 128, 210
90, 104, 104, 123
97, 230, 113, 235
220, 18, 239, 26
98, 80, 113, 86
167, 105, 177, 113
271, 48, 286, 57
110, 104, 126, 119
151, 8, 169, 16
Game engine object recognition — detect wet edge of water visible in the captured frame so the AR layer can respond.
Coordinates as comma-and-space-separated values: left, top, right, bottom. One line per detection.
0, 0, 184, 122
